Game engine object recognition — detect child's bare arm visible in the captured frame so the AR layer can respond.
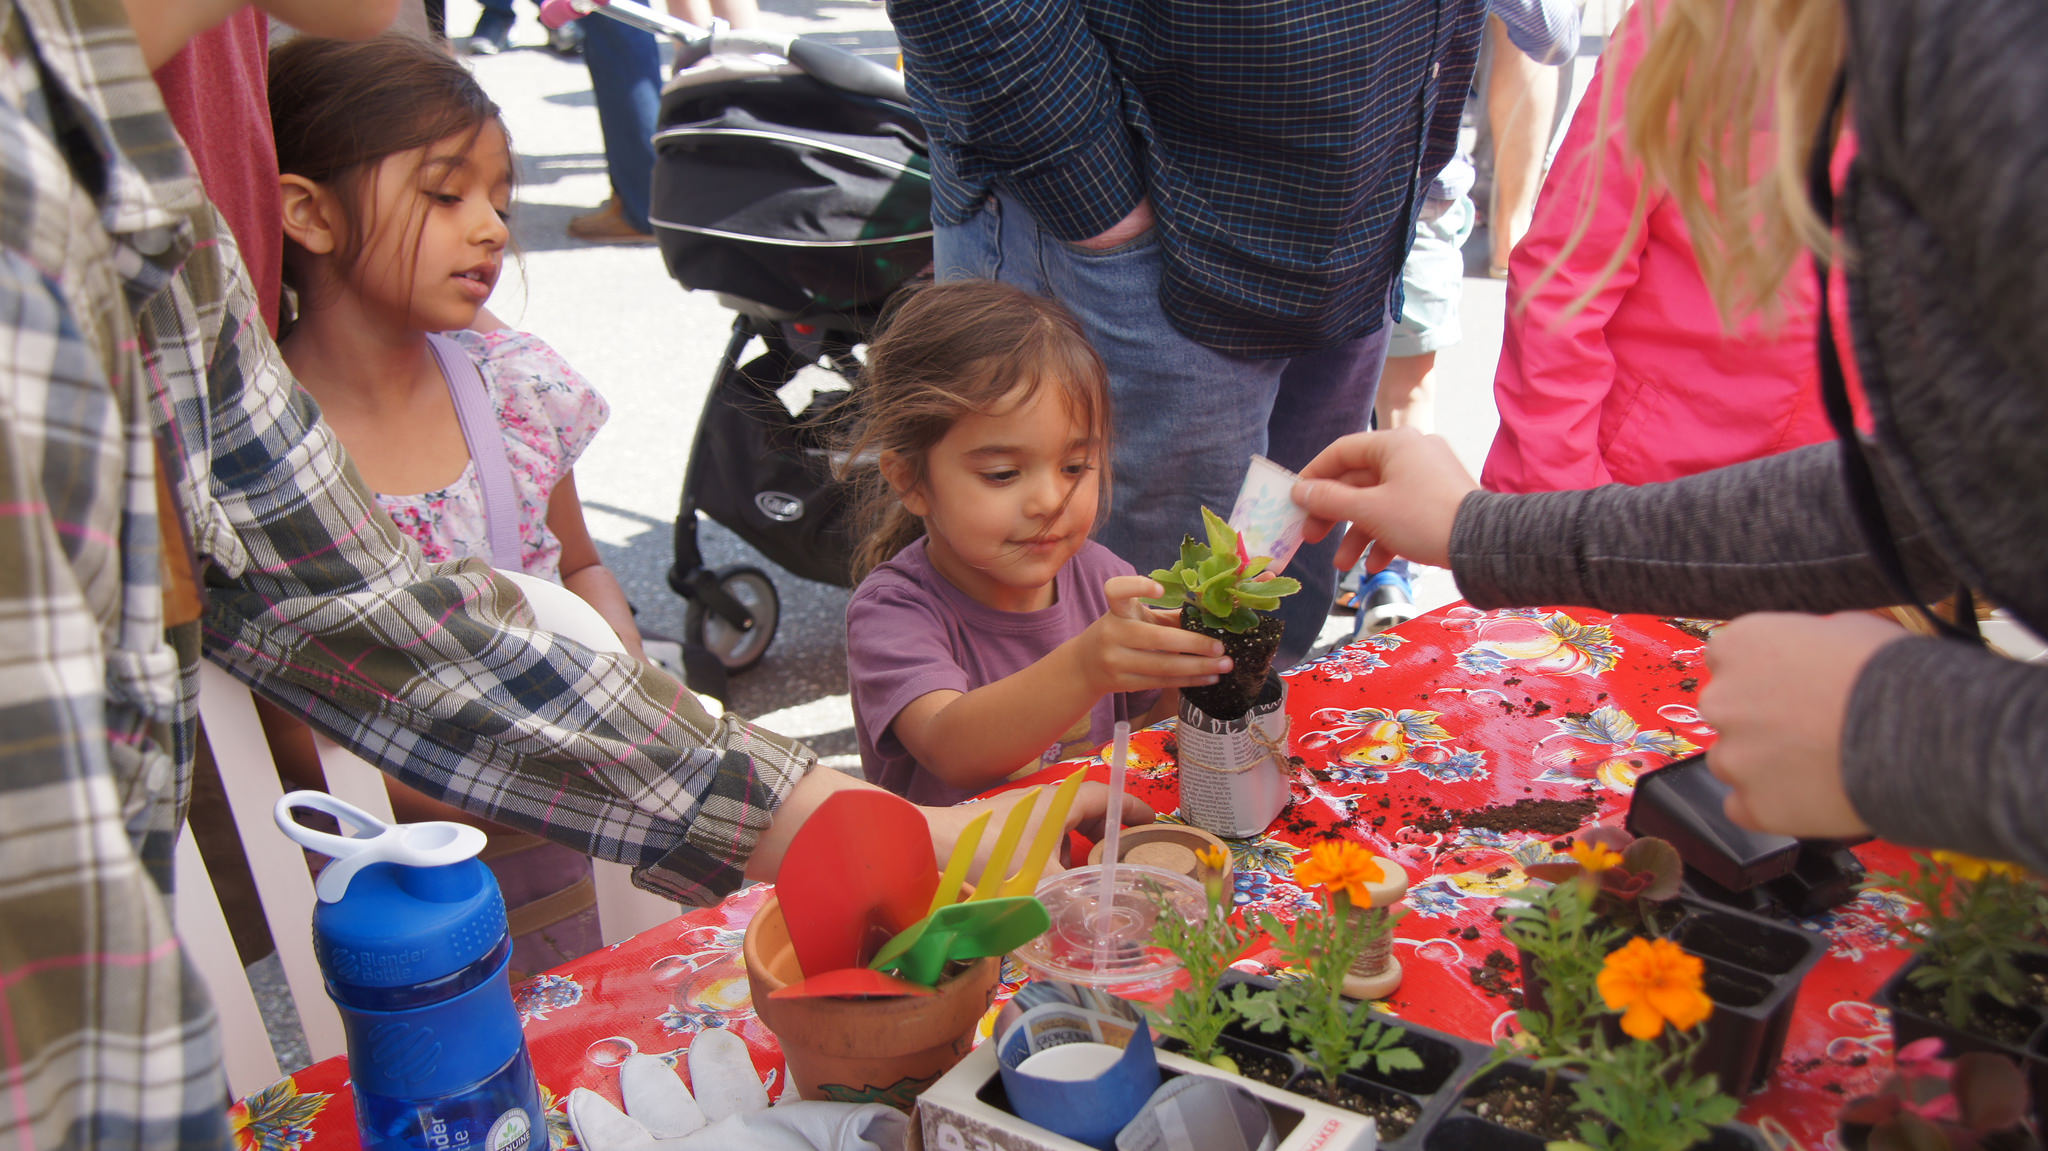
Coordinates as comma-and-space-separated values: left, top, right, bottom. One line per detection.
1137, 689, 1181, 728
890, 576, 1227, 790
548, 472, 648, 662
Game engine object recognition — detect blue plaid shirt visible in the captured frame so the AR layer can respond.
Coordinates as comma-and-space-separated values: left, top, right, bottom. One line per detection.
891, 0, 1488, 357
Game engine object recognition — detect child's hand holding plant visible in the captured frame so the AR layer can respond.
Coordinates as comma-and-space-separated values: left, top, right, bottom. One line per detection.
1067, 575, 1234, 696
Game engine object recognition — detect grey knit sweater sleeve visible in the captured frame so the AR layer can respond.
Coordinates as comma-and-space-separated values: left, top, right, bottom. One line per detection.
1450, 445, 2048, 871
1450, 442, 1955, 619
1446, 0, 2048, 870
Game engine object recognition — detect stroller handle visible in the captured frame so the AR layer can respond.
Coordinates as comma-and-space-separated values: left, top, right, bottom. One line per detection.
537, 0, 908, 104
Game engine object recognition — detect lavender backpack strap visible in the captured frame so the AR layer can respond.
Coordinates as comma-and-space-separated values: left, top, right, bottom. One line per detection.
427, 332, 525, 572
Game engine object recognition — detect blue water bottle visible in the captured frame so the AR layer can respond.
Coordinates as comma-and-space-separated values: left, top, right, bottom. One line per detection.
276, 792, 545, 1151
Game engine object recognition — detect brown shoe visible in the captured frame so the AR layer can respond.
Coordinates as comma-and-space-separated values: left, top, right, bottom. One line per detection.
566, 196, 653, 244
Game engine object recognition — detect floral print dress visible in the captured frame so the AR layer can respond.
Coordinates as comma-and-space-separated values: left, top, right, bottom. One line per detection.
371, 328, 612, 978
375, 328, 609, 582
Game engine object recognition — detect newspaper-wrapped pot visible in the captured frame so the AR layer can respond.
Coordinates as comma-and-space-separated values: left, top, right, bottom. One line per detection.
1176, 672, 1291, 838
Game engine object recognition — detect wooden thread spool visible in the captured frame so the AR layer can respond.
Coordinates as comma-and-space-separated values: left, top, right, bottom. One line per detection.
1342, 858, 1409, 1001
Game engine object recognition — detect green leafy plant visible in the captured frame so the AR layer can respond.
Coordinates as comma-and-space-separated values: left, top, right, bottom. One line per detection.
1838, 1037, 2040, 1151
1145, 507, 1301, 633
1145, 844, 1256, 1071
1495, 867, 1626, 1067
1555, 1024, 1739, 1151
1230, 841, 1421, 1101
1868, 852, 2048, 1030
1524, 826, 1684, 937
1492, 832, 1738, 1151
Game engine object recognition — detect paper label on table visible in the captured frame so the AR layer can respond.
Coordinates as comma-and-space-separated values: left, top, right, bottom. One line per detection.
1115, 1074, 1276, 1151
1227, 455, 1308, 576
1175, 688, 1292, 839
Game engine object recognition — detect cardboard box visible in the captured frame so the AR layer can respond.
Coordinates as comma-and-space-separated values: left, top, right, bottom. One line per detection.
915, 1043, 1377, 1151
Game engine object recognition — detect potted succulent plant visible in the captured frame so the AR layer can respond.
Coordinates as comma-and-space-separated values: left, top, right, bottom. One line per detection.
1146, 507, 1302, 836
1867, 852, 2048, 1129
1147, 507, 1302, 721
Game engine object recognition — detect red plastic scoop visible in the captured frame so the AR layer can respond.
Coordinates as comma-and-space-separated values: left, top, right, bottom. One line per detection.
774, 790, 937, 977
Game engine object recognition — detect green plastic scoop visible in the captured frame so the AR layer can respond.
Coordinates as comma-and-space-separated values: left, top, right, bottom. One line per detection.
868, 896, 1051, 987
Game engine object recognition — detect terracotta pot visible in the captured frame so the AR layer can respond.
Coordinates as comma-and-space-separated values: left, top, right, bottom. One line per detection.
743, 894, 998, 1110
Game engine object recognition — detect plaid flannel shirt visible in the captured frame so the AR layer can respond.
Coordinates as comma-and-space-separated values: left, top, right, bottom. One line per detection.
890, 0, 1488, 357
0, 2, 814, 1147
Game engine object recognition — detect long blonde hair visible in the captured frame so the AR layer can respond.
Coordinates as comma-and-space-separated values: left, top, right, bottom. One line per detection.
1557, 0, 1846, 322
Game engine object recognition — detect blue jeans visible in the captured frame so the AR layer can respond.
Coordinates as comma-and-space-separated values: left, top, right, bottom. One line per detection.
583, 14, 661, 232
935, 191, 1391, 668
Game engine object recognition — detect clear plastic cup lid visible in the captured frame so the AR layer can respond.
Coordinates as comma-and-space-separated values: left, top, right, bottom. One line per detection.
1012, 864, 1208, 992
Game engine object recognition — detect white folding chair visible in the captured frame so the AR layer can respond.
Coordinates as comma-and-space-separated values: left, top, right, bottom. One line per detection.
175, 571, 680, 1097
178, 660, 347, 1099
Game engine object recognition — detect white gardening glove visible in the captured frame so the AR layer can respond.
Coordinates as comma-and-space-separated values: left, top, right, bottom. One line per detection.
566, 1030, 907, 1151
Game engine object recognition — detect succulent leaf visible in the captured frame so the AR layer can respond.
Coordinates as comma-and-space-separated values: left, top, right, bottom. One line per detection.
1148, 506, 1301, 630
1201, 506, 1236, 560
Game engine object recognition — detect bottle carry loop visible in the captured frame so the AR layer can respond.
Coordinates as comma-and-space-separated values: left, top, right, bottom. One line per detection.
275, 790, 487, 903
1803, 69, 1981, 646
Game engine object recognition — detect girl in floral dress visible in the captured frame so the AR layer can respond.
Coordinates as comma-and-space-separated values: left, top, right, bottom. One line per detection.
264, 33, 641, 976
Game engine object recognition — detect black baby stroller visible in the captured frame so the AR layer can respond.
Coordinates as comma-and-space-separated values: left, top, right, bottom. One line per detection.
543, 0, 932, 680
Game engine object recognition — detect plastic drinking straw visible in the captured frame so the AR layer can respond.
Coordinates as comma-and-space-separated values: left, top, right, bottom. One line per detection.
1096, 721, 1132, 946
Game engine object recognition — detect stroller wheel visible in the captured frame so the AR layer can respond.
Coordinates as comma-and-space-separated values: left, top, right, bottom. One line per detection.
684, 565, 780, 672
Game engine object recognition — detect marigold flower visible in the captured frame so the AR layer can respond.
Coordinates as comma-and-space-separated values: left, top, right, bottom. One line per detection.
1293, 840, 1385, 907
1567, 840, 1624, 873
1930, 850, 2028, 883
1195, 844, 1229, 873
1597, 937, 1713, 1040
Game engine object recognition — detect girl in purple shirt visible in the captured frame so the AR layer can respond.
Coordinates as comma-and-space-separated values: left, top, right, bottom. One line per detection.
844, 282, 1234, 804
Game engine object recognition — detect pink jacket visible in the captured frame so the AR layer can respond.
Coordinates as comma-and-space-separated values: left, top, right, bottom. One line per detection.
1481, 10, 1835, 493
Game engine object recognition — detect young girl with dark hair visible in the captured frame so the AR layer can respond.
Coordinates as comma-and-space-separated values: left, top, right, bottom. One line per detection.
267, 32, 639, 975
844, 280, 1233, 805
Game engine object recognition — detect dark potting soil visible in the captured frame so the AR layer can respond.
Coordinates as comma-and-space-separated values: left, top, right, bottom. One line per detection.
1293, 1075, 1419, 1140
1661, 618, 1719, 642
1179, 609, 1283, 721
1459, 794, 1603, 836
1468, 948, 1525, 1008
1223, 1043, 1295, 1089
1893, 980, 2042, 1046
1462, 1077, 1579, 1141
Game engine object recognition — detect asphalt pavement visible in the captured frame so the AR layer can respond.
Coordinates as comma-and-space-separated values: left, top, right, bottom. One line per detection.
446, 0, 1538, 767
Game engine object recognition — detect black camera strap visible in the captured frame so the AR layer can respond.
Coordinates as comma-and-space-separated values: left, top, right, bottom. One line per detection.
1804, 70, 1981, 644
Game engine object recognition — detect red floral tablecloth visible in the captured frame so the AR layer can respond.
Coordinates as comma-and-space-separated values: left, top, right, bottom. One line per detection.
236, 606, 1915, 1151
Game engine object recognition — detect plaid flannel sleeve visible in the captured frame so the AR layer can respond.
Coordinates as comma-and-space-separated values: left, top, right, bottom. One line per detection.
890, 0, 1143, 240
0, 248, 235, 1150
168, 241, 815, 907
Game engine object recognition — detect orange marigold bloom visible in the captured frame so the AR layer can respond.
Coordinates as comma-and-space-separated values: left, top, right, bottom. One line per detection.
1195, 845, 1230, 873
1568, 840, 1624, 873
1293, 840, 1385, 907
1597, 937, 1713, 1041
